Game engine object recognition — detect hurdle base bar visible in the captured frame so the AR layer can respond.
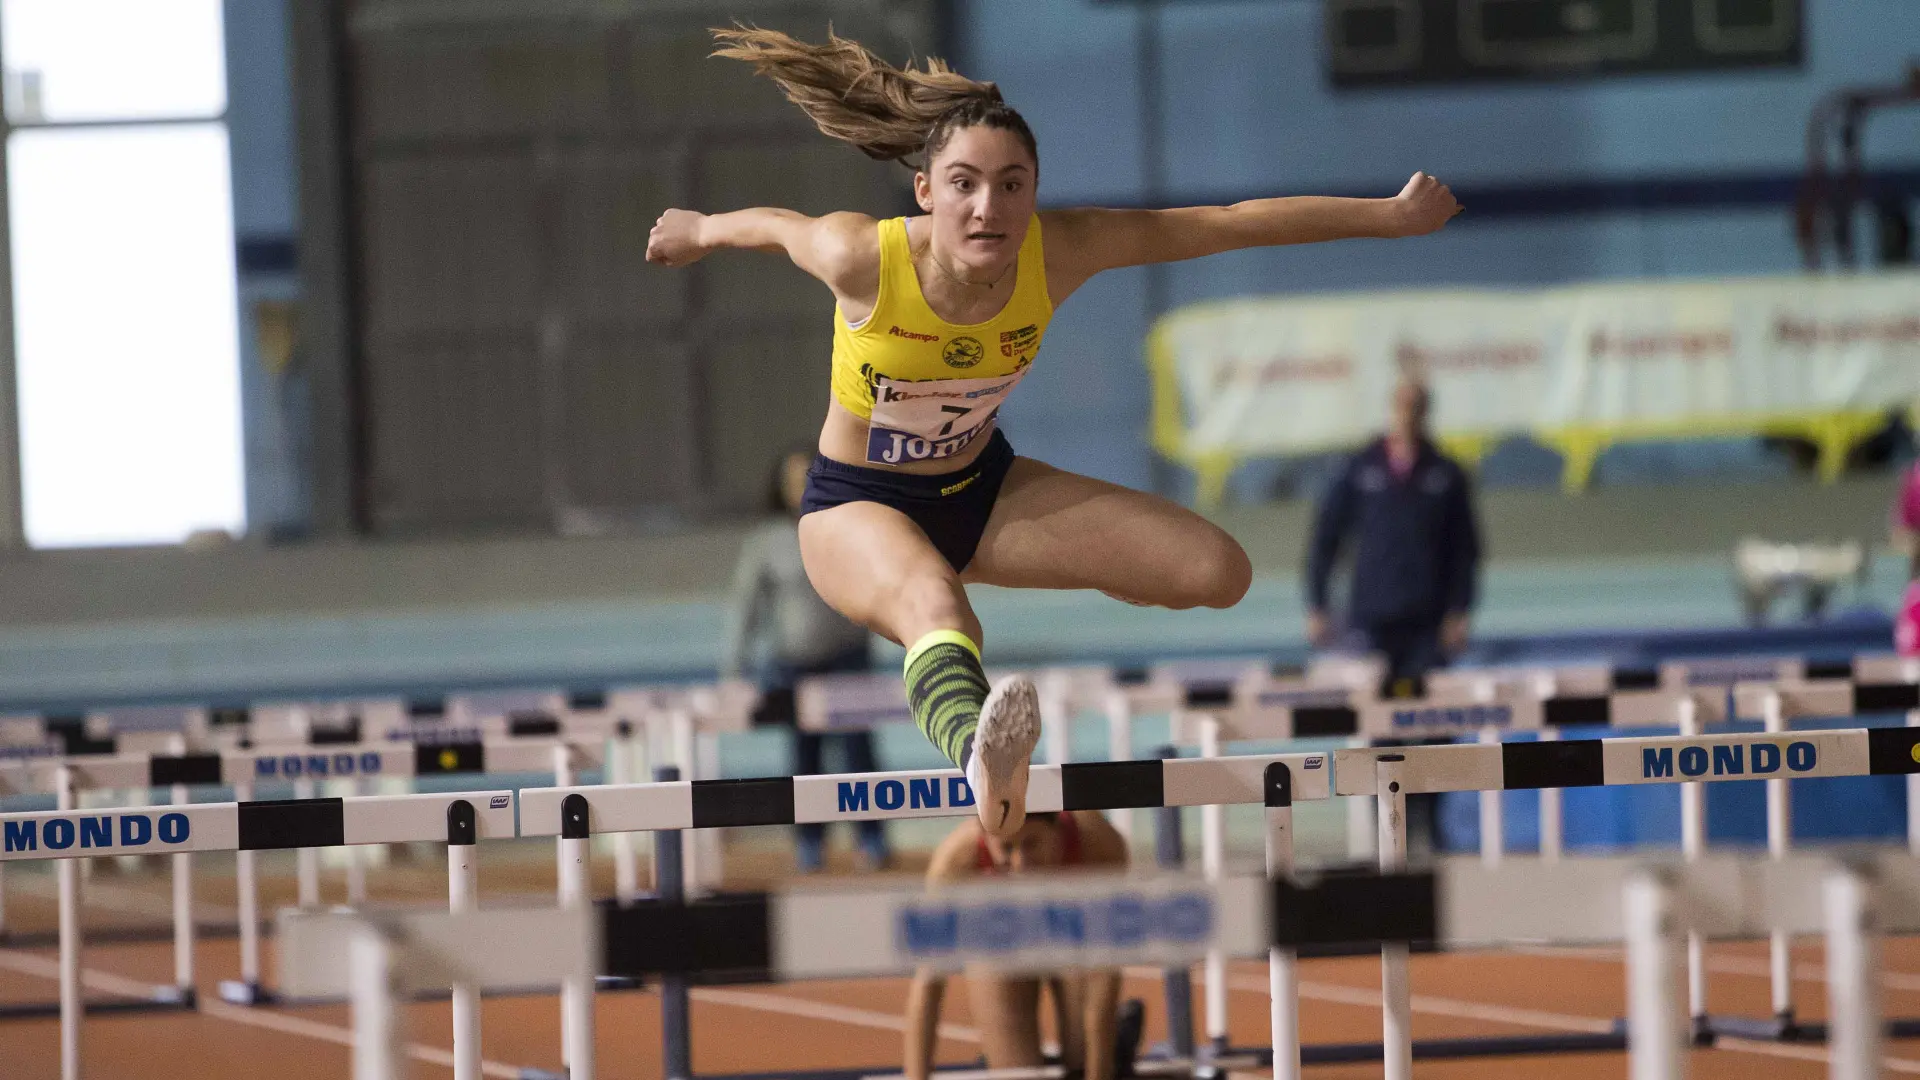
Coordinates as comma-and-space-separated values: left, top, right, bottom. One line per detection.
218, 979, 280, 1007
0, 922, 241, 949
1207, 1023, 1629, 1066
1703, 1014, 1920, 1043
1703, 1010, 1814, 1042
0, 985, 196, 1021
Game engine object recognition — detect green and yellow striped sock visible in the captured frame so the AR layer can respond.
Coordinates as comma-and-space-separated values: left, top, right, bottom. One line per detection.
903, 629, 987, 770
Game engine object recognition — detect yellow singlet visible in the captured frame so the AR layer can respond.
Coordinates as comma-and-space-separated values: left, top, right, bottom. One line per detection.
830, 215, 1053, 466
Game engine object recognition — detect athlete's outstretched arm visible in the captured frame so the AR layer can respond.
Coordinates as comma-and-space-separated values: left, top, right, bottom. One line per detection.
646, 207, 879, 298
1043, 172, 1460, 301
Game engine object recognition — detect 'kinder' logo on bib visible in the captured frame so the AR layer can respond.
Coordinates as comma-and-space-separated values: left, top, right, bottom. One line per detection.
867, 370, 1026, 465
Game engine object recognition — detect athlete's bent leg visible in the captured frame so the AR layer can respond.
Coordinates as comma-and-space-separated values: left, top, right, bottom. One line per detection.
798, 502, 1040, 837
964, 457, 1252, 609
965, 971, 1046, 1069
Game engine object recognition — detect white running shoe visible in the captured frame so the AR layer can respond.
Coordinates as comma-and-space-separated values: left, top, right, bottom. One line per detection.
966, 674, 1042, 840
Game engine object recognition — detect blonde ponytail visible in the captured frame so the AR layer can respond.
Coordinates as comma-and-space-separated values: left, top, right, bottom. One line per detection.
711, 26, 1035, 168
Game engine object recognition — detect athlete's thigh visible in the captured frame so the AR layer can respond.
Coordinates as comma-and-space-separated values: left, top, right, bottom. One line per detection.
795, 500, 979, 646
963, 457, 1251, 609
964, 971, 1045, 1067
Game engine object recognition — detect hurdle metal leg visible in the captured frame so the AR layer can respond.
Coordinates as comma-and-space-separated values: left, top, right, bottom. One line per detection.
670, 710, 701, 892
1907, 709, 1920, 857
1477, 726, 1503, 866
558, 792, 596, 1080
296, 777, 322, 909
1539, 728, 1564, 861
695, 731, 724, 887
1676, 698, 1709, 1043
1375, 754, 1412, 1080
350, 925, 406, 1080
1198, 715, 1228, 1054
657, 766, 693, 1080
448, 801, 481, 1080
57, 765, 81, 1080
1152, 746, 1196, 1064
1348, 739, 1377, 861
1764, 692, 1796, 1034
610, 722, 640, 903
221, 778, 272, 1005
1825, 865, 1881, 1080
1624, 870, 1686, 1080
346, 777, 370, 907
171, 766, 195, 1003
1104, 689, 1135, 845
1264, 763, 1300, 1080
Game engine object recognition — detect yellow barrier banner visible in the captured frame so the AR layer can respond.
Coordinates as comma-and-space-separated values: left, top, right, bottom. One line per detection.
1149, 271, 1920, 500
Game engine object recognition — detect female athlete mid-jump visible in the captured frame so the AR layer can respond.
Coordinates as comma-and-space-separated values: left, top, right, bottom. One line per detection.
647, 28, 1462, 839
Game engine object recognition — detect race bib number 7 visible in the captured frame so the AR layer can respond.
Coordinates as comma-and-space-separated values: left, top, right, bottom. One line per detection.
866, 370, 1027, 466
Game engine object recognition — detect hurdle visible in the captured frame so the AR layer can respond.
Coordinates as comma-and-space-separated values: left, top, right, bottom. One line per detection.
1692, 654, 1920, 1043
519, 751, 1332, 1080
0, 785, 516, 1080
210, 735, 601, 1006
1, 730, 590, 1011
1336, 719, 1920, 1057
279, 841, 1916, 1080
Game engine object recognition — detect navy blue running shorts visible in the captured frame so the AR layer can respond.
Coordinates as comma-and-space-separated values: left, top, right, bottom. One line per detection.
799, 428, 1016, 572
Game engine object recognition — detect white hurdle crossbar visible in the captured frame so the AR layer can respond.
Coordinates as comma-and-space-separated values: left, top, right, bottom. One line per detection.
282, 848, 1918, 1080
520, 752, 1333, 1074
0, 788, 515, 1080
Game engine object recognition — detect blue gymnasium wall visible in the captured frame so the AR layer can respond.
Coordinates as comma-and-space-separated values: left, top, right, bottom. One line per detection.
223, 0, 302, 535
956, 0, 1920, 489
218, 2, 1920, 507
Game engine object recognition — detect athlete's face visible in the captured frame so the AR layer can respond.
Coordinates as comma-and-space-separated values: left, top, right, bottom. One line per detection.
914, 125, 1037, 273
983, 816, 1066, 872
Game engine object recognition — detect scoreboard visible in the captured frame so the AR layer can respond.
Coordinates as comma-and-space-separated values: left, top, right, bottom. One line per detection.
1326, 0, 1801, 86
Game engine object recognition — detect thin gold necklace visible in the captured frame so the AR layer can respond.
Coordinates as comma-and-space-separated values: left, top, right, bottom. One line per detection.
912, 236, 1014, 291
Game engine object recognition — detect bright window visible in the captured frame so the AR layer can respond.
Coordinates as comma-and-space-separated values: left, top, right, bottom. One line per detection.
2, 0, 225, 123
3, 0, 242, 548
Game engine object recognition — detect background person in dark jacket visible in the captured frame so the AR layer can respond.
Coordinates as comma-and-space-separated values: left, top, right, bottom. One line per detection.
1305, 379, 1482, 688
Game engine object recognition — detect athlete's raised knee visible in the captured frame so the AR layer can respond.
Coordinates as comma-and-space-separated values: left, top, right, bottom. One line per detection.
886, 573, 980, 643
1166, 531, 1251, 610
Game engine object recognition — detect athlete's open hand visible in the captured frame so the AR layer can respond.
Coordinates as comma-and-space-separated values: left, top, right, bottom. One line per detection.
1388, 172, 1462, 237
646, 208, 710, 267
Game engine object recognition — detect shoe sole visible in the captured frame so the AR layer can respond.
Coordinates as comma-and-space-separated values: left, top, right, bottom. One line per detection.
973, 675, 1042, 840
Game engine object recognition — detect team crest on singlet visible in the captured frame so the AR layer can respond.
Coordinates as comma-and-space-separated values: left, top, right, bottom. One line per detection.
866, 368, 1028, 465
942, 336, 985, 369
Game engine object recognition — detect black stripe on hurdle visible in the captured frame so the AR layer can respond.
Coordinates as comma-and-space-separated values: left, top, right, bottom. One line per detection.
416, 742, 485, 775
603, 895, 772, 977
1292, 706, 1359, 737
1868, 728, 1920, 775
1184, 684, 1233, 709
1857, 682, 1920, 714
1611, 668, 1660, 691
46, 716, 116, 757
691, 777, 795, 828
237, 798, 345, 850
1543, 696, 1610, 728
1273, 869, 1437, 947
1806, 659, 1855, 681
309, 717, 362, 746
149, 754, 223, 787
508, 712, 562, 737
1500, 739, 1604, 789
1060, 760, 1163, 810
